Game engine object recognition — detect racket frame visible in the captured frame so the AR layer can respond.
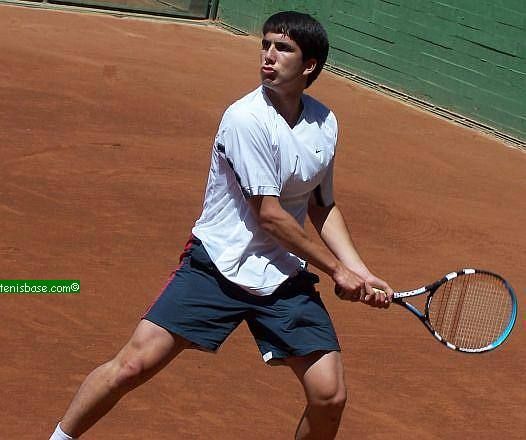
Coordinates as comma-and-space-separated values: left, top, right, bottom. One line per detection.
393, 268, 518, 353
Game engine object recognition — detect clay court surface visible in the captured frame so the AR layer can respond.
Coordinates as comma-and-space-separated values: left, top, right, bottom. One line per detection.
0, 5, 524, 439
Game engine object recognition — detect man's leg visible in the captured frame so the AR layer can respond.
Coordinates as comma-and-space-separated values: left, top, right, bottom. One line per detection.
56, 319, 191, 438
286, 351, 347, 440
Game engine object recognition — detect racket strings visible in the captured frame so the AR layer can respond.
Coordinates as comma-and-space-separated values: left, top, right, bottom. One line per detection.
433, 280, 455, 334
428, 273, 513, 349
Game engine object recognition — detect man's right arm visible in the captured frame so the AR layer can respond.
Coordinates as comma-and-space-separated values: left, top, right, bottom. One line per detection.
247, 195, 387, 306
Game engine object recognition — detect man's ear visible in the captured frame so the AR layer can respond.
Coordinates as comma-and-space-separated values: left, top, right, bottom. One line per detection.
303, 58, 317, 76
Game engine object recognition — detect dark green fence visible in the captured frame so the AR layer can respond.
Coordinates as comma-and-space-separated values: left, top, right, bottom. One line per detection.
14, 0, 212, 18
217, 0, 526, 143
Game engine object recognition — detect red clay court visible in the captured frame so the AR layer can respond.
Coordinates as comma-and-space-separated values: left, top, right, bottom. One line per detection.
0, 5, 524, 439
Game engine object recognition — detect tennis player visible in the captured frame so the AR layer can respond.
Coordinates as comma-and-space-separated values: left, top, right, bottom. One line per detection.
50, 11, 393, 440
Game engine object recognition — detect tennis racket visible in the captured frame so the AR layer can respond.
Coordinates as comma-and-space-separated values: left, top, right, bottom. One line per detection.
339, 268, 518, 353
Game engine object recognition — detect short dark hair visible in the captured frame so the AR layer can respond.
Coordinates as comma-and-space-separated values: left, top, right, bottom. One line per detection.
262, 11, 329, 88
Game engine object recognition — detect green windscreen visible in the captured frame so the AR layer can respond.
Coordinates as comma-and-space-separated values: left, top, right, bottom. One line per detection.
217, 0, 526, 143
48, 0, 210, 18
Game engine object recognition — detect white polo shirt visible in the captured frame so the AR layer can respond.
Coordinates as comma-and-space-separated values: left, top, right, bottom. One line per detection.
192, 86, 338, 295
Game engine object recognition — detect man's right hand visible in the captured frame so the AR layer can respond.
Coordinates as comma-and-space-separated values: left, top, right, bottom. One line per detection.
333, 264, 392, 308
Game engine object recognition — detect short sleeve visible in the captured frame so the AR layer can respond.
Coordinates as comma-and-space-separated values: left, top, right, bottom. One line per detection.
216, 108, 280, 198
313, 111, 337, 207
312, 157, 335, 207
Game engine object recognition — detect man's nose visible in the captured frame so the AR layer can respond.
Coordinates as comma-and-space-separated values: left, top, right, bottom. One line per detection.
263, 45, 276, 63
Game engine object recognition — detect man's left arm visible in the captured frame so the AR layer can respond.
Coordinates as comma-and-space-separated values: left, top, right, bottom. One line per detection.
308, 195, 394, 303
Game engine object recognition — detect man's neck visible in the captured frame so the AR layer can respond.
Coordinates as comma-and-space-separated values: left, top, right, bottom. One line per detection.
264, 87, 304, 128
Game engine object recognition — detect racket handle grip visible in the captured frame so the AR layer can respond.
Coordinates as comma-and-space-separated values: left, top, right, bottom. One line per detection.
334, 285, 385, 297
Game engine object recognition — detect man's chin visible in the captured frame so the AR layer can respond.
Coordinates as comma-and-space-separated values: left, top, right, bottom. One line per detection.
260, 78, 277, 90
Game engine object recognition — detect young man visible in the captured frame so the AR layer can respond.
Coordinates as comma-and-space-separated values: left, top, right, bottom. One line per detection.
50, 11, 393, 440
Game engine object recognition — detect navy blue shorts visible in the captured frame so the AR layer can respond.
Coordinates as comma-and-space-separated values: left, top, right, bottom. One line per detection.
143, 236, 340, 364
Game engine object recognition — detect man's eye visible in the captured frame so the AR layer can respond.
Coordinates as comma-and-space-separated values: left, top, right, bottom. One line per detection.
275, 43, 292, 52
261, 40, 271, 50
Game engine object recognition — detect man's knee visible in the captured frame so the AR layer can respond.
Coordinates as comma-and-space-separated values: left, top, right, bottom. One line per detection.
109, 356, 149, 391
308, 380, 347, 412
108, 321, 188, 391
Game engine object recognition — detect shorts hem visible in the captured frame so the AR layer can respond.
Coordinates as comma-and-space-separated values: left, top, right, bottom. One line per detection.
262, 346, 341, 366
141, 317, 219, 353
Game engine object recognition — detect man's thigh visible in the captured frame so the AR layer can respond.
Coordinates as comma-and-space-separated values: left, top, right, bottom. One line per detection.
115, 319, 191, 372
285, 351, 346, 401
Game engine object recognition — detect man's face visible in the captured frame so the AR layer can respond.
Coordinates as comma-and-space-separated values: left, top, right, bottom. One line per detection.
260, 32, 314, 92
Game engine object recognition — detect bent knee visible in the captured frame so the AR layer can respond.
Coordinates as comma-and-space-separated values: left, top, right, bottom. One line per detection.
110, 357, 149, 391
308, 383, 348, 410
